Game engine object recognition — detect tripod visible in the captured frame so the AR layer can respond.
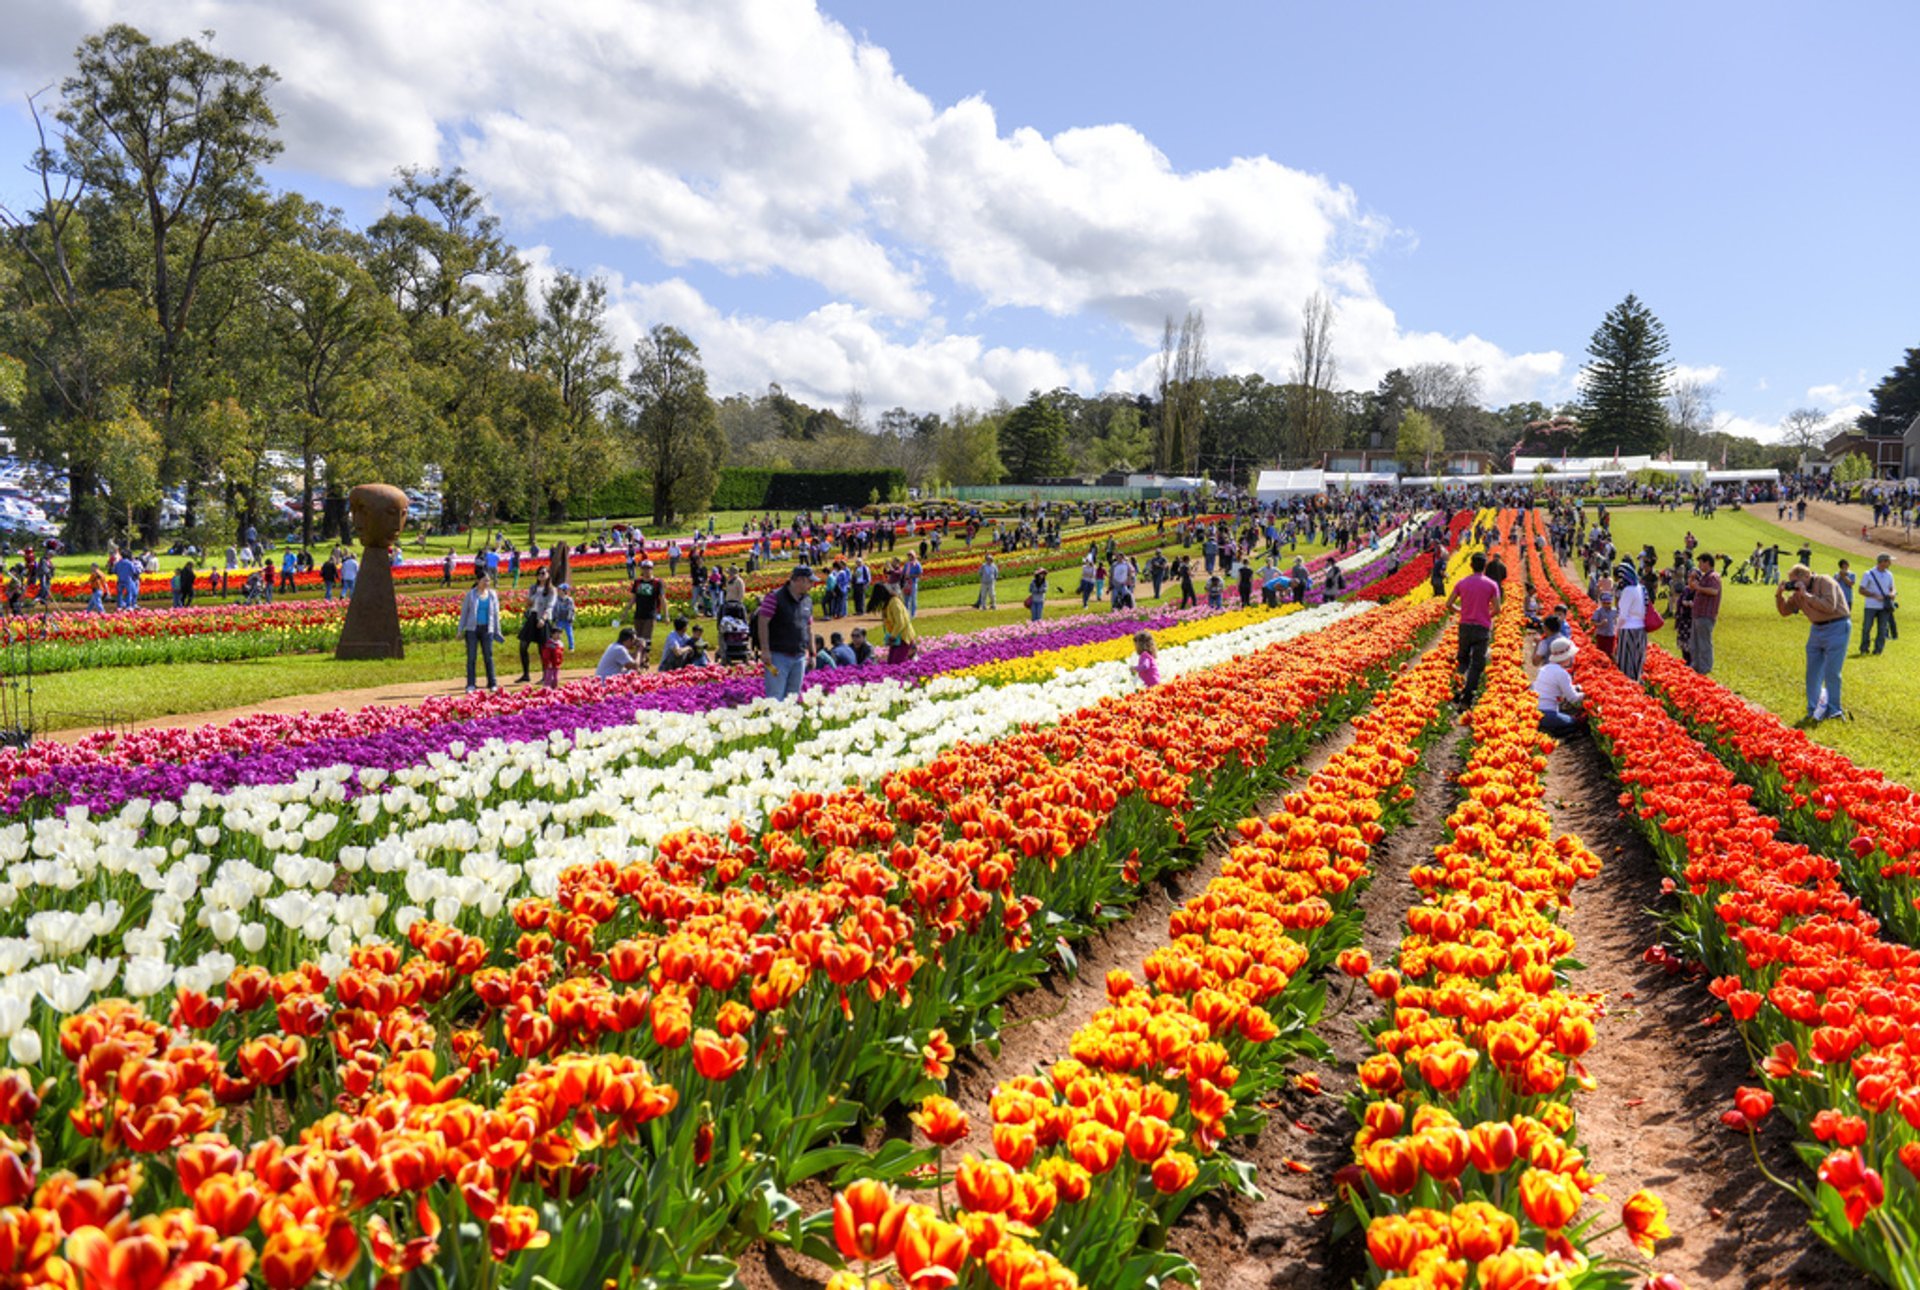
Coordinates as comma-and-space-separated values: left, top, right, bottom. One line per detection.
0, 603, 41, 749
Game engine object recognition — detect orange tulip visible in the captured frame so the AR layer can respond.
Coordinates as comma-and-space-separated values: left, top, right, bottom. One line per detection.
1150, 1150, 1198, 1195
690, 1029, 748, 1082
1362, 1138, 1419, 1196
1448, 1200, 1518, 1261
486, 1205, 551, 1261
1364, 1213, 1425, 1272
954, 1156, 1017, 1214
832, 1179, 908, 1263
1517, 1167, 1582, 1233
258, 1227, 325, 1290
1621, 1189, 1670, 1255
1065, 1121, 1125, 1176
895, 1206, 969, 1290
911, 1094, 971, 1147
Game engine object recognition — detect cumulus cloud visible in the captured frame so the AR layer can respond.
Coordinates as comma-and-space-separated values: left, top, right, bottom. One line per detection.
0, 0, 1565, 411
1671, 363, 1724, 386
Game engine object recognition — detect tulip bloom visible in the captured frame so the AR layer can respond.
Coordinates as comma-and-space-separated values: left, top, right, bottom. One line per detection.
1621, 1189, 1671, 1255
832, 1180, 908, 1263
1817, 1149, 1886, 1230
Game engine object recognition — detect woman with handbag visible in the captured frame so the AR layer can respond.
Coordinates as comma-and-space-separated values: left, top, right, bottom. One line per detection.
1613, 562, 1650, 682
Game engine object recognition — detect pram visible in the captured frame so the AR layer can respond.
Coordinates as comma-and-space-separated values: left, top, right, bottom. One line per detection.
718, 600, 753, 666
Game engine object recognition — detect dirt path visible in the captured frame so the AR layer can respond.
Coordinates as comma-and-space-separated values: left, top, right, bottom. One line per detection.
1799, 497, 1920, 558
1546, 721, 1851, 1287
1167, 721, 1469, 1290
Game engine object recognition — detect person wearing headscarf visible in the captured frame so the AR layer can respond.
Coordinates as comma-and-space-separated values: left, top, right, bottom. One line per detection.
1613, 561, 1648, 681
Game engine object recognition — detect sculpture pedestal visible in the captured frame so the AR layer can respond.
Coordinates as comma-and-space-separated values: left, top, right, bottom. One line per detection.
335, 552, 405, 659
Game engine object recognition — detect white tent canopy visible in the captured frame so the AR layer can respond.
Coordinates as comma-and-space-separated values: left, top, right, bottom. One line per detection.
1254, 469, 1327, 499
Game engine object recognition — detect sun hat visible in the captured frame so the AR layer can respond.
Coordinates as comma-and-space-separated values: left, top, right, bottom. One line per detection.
1548, 637, 1576, 662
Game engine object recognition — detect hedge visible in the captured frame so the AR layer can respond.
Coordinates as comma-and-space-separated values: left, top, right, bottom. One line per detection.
567, 470, 653, 520
709, 468, 906, 511
569, 468, 906, 520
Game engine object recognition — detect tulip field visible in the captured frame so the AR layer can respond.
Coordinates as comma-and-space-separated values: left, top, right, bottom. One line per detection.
7, 506, 1920, 1289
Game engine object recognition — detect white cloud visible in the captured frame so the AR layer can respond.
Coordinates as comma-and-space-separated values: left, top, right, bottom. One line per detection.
0, 0, 1565, 412
1807, 375, 1868, 408
1671, 363, 1724, 386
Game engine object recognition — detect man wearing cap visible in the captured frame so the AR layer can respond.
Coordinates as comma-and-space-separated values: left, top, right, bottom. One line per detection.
1776, 562, 1851, 723
757, 565, 816, 699
629, 561, 666, 667
1532, 636, 1585, 735
1859, 553, 1898, 656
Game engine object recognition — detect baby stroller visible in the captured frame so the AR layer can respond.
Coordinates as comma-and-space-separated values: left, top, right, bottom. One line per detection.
718, 600, 753, 666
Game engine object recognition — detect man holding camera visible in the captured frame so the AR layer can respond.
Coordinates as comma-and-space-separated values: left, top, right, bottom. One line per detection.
1776, 562, 1852, 724
1859, 553, 1898, 656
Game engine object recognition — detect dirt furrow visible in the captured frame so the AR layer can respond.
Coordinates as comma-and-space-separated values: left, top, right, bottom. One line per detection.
1545, 731, 1851, 1289
1167, 719, 1470, 1290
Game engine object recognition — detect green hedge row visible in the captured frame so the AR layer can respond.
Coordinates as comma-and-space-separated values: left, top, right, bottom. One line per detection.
569, 468, 907, 520
711, 469, 906, 510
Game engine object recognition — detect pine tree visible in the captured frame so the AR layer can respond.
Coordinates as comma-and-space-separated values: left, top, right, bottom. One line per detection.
1577, 294, 1671, 456
1858, 347, 1920, 437
998, 392, 1070, 482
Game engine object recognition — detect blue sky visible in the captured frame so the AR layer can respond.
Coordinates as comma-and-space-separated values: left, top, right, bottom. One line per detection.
2, 0, 1913, 441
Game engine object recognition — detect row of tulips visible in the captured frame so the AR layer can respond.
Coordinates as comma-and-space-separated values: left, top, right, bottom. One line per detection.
1523, 531, 1920, 1285
1622, 631, 1920, 947
1345, 536, 1669, 1288
823, 596, 1458, 1290
0, 604, 1365, 1071
37, 513, 1175, 610
0, 592, 1433, 1288
12, 517, 1183, 671
0, 596, 1258, 811
809, 521, 1488, 1290
40, 514, 990, 600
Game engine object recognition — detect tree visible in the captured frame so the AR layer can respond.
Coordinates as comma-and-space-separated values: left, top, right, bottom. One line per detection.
1779, 407, 1832, 461
998, 392, 1071, 482
1834, 451, 1874, 486
53, 25, 283, 529
1287, 292, 1341, 463
624, 324, 723, 527
1395, 408, 1444, 471
95, 401, 163, 543
1858, 347, 1920, 438
1088, 405, 1152, 474
1154, 310, 1208, 473
932, 407, 1005, 487
1665, 375, 1718, 458
1576, 293, 1671, 455
1365, 369, 1417, 448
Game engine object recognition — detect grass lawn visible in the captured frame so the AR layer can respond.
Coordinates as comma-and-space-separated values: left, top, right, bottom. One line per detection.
27, 534, 1332, 729
1601, 505, 1918, 785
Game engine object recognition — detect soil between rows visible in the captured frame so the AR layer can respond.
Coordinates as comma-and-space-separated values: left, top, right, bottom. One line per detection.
1165, 716, 1470, 1289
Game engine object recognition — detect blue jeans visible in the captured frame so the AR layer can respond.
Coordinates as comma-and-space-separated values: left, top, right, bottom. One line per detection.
465, 631, 497, 689
87, 591, 103, 613
765, 652, 807, 700
1861, 606, 1893, 654
1805, 618, 1850, 717
1029, 597, 1045, 622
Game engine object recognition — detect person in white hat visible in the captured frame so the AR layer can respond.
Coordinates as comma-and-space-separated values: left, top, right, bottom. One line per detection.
1533, 635, 1585, 735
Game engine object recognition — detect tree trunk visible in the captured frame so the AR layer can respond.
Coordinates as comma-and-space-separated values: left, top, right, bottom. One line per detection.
64, 463, 107, 552
301, 450, 315, 549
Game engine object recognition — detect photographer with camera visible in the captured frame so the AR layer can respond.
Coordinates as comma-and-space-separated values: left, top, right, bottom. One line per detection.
1859, 553, 1898, 657
1776, 562, 1852, 724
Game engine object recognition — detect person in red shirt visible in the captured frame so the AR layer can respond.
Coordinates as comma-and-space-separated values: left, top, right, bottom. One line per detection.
1444, 551, 1503, 706
1686, 553, 1722, 675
